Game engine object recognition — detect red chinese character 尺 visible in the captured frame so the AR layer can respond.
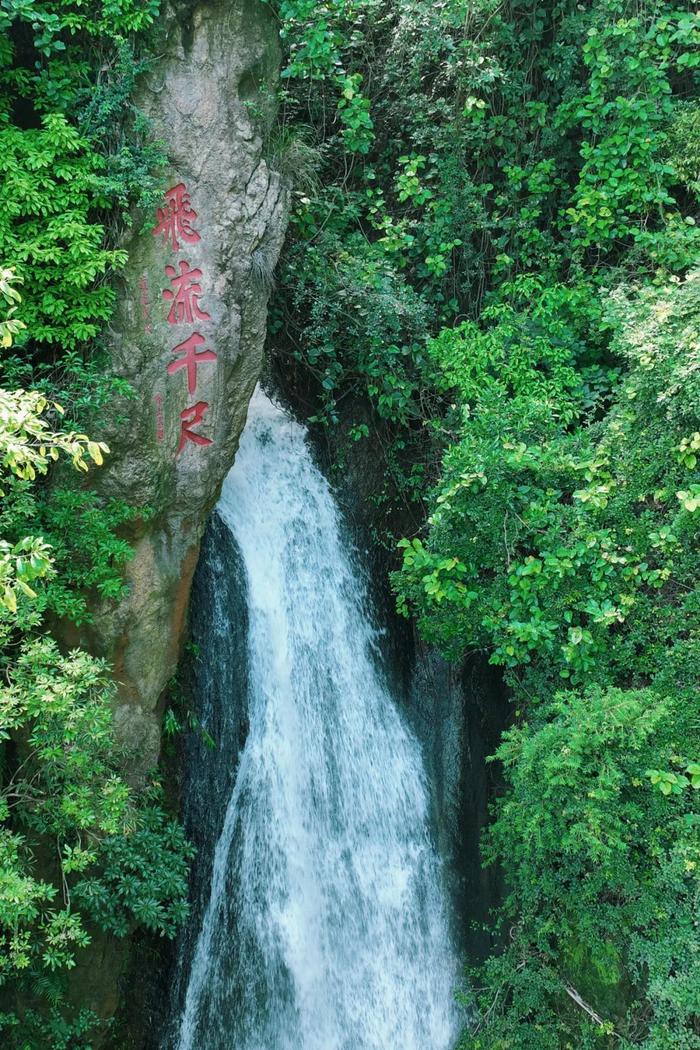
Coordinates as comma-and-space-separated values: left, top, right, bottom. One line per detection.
167, 332, 217, 395
153, 183, 201, 251
162, 260, 211, 325
178, 401, 213, 455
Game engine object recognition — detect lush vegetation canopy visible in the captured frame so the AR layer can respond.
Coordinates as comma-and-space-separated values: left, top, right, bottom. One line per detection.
267, 1, 700, 1046
1, 0, 699, 1045
0, 5, 192, 1047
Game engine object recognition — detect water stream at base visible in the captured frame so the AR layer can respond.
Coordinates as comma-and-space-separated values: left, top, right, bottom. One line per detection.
174, 388, 460, 1050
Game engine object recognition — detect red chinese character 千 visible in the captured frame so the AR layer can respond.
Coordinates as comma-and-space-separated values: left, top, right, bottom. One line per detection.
162, 260, 211, 325
178, 401, 213, 455
153, 183, 201, 251
167, 332, 217, 396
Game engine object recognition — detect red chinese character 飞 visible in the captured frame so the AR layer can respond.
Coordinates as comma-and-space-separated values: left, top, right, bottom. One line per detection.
153, 183, 201, 251
167, 332, 217, 396
178, 401, 213, 455
162, 260, 211, 325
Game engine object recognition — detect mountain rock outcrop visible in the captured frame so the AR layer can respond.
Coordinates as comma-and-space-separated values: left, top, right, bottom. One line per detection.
80, 0, 288, 773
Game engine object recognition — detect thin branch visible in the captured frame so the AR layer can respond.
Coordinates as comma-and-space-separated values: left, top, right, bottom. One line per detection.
564, 983, 617, 1036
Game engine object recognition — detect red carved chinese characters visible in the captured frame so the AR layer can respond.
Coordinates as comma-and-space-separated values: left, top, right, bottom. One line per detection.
163, 260, 211, 325
152, 182, 217, 455
167, 332, 217, 395
178, 402, 212, 455
153, 183, 201, 251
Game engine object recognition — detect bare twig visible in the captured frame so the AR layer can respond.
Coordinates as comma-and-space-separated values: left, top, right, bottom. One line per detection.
564, 983, 616, 1035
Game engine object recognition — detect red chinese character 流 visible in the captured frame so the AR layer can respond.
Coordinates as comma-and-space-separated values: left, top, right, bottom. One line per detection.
167, 332, 217, 396
153, 183, 201, 251
178, 401, 213, 455
162, 260, 211, 325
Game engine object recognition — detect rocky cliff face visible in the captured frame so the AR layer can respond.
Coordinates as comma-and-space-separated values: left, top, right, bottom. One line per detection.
80, 0, 288, 771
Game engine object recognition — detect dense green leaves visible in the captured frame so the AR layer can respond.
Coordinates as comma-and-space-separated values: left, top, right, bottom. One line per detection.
270, 1, 700, 425
463, 683, 700, 1050
395, 274, 700, 1049
0, 285, 191, 1045
0, 118, 125, 349
271, 1, 700, 1046
0, 1, 190, 1041
0, 639, 192, 959
0, 0, 165, 364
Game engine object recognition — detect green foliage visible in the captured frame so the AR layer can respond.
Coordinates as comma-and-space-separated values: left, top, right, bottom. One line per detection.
0, 352, 191, 1039
562, 10, 699, 256
0, 0, 165, 367
396, 270, 700, 1050
275, 217, 433, 426
0, 387, 106, 482
0, 445, 189, 1042
0, 281, 112, 629
667, 101, 700, 199
34, 489, 145, 613
270, 1, 700, 1046
0, 117, 127, 350
397, 273, 699, 671
0, 270, 25, 349
273, 0, 376, 153
0, 59, 187, 1026
0, 1007, 99, 1049
0, 0, 159, 59
267, 0, 700, 578
0, 639, 192, 960
74, 801, 193, 938
270, 1, 699, 436
0, 0, 186, 1040
462, 688, 700, 1050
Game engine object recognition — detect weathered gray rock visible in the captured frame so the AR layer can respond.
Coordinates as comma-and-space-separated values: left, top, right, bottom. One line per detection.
81, 0, 288, 770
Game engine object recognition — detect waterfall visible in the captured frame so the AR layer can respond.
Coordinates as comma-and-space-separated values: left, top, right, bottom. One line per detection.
174, 388, 460, 1050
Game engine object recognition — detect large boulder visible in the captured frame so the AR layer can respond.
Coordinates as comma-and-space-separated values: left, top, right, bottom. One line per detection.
80, 0, 288, 771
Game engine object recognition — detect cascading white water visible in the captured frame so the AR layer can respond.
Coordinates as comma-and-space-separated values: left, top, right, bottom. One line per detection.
175, 388, 460, 1050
